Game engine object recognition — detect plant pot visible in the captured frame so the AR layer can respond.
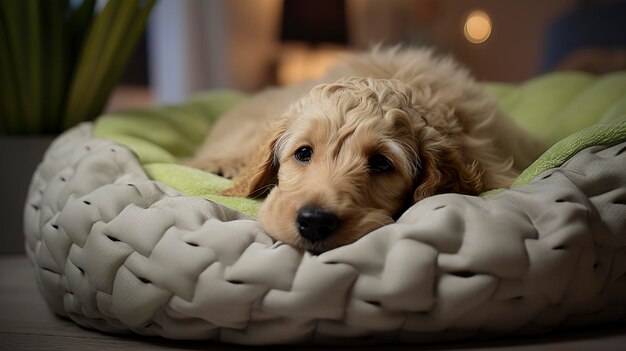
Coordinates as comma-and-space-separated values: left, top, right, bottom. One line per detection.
0, 135, 55, 254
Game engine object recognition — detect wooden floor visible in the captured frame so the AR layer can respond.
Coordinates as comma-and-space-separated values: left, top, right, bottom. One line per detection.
1, 254, 625, 350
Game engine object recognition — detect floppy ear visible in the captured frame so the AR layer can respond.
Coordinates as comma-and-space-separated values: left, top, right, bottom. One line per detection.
221, 121, 287, 198
413, 127, 485, 202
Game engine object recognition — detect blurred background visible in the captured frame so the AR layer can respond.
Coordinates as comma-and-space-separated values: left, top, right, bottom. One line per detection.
102, 0, 626, 114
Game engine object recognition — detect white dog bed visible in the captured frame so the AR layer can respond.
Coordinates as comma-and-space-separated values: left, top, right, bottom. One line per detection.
24, 73, 626, 345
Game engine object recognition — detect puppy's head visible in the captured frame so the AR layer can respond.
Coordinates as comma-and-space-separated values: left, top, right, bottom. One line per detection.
225, 77, 485, 253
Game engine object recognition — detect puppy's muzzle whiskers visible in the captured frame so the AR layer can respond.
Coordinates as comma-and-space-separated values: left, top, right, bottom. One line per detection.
247, 183, 276, 199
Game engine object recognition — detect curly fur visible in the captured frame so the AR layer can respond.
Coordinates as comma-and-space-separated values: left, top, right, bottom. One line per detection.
187, 47, 546, 252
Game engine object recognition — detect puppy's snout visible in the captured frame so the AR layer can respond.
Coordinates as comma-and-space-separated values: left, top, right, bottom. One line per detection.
296, 205, 340, 242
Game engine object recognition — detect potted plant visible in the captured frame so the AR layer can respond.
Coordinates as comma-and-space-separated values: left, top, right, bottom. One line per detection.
0, 0, 155, 253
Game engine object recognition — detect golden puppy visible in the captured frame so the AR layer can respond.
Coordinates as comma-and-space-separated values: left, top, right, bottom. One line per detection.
187, 47, 546, 253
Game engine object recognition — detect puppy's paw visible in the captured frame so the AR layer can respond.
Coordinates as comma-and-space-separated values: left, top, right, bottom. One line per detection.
182, 157, 246, 179
181, 157, 220, 173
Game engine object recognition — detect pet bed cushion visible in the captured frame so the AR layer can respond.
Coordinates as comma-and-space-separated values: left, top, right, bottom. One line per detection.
24, 72, 626, 345
92, 91, 262, 217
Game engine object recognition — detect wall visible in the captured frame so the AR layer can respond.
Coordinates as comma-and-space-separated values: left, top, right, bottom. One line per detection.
429, 0, 576, 82
147, 0, 578, 103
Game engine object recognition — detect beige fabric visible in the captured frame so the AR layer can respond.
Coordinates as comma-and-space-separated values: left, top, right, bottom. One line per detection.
24, 123, 626, 345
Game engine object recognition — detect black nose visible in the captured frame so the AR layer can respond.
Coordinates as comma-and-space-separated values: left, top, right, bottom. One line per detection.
296, 206, 340, 242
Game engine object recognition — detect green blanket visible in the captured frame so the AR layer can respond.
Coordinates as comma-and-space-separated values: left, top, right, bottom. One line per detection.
94, 72, 626, 217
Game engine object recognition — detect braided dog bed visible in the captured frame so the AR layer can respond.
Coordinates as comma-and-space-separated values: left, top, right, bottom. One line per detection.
25, 72, 626, 345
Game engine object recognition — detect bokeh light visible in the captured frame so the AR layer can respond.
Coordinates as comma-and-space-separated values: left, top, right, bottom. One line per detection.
464, 10, 492, 44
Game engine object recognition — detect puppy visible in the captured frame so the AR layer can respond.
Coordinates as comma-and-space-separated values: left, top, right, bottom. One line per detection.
187, 47, 546, 253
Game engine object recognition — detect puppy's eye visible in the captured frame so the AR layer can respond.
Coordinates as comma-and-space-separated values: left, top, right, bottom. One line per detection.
369, 154, 394, 172
294, 146, 313, 163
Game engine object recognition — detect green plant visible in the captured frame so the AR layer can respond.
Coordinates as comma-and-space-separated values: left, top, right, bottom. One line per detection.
0, 0, 156, 135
